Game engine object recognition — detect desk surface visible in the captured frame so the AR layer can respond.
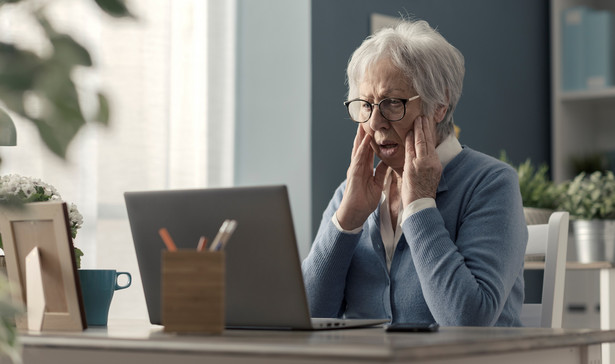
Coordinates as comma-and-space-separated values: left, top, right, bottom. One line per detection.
15, 320, 615, 364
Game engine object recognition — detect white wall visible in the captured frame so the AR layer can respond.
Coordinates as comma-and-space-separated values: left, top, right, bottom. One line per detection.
235, 0, 312, 258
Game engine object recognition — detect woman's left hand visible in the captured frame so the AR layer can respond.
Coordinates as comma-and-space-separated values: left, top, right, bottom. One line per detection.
401, 115, 442, 206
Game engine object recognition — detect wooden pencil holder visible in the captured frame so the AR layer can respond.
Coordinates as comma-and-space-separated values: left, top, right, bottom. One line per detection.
161, 250, 225, 334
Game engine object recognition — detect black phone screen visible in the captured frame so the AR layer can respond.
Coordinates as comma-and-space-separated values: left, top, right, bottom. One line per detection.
385, 322, 439, 332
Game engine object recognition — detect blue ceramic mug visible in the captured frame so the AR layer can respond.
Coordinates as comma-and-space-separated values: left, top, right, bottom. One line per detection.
78, 269, 131, 326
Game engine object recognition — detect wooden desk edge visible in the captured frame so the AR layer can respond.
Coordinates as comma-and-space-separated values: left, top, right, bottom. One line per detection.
16, 326, 615, 363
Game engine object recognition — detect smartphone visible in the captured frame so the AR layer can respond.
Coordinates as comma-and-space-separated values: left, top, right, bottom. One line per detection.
385, 322, 439, 332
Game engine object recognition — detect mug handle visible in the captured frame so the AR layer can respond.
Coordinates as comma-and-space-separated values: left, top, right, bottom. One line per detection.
114, 271, 132, 291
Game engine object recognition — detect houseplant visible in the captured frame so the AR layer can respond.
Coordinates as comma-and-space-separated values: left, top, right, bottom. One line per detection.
558, 170, 615, 263
500, 152, 561, 225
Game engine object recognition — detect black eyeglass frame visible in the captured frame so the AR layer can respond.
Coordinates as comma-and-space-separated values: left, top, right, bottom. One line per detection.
343, 95, 421, 123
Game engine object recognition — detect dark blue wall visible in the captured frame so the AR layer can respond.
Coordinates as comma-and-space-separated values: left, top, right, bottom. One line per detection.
311, 0, 550, 237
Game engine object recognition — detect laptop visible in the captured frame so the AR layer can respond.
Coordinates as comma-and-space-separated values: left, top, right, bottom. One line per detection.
124, 185, 389, 330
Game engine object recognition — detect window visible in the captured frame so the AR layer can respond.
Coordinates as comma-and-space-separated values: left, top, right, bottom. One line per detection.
0, 0, 236, 320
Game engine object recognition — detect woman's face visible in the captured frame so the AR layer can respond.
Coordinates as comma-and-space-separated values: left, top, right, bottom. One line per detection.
359, 59, 423, 172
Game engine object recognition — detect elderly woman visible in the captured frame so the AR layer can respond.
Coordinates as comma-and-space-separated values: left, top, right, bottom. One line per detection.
302, 19, 527, 326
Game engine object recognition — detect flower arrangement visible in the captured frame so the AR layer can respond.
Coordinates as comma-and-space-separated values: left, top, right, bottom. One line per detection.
0, 174, 84, 267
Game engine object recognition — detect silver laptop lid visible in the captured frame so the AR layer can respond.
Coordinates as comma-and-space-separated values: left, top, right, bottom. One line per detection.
124, 185, 314, 329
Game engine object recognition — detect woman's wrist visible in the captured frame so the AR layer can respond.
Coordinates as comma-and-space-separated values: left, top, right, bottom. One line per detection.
332, 212, 363, 234
335, 207, 367, 231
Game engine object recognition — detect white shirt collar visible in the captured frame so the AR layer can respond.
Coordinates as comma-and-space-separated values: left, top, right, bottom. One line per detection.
437, 134, 463, 169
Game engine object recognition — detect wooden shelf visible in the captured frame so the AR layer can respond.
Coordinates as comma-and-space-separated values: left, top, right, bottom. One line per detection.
560, 87, 615, 102
525, 261, 613, 270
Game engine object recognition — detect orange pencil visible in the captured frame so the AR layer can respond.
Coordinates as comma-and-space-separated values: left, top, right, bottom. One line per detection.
158, 227, 177, 252
197, 236, 208, 252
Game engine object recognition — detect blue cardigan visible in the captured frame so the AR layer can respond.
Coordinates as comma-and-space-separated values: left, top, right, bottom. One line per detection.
302, 147, 528, 326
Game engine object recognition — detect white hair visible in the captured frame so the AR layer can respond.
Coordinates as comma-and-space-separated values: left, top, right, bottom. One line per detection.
346, 19, 465, 141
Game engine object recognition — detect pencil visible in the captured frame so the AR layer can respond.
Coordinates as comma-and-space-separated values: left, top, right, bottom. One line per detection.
197, 236, 208, 252
158, 227, 178, 252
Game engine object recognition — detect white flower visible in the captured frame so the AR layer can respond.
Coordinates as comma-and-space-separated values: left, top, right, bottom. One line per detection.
68, 203, 83, 231
0, 174, 83, 240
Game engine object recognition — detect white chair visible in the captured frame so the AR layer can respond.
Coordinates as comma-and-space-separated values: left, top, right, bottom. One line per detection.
521, 211, 569, 328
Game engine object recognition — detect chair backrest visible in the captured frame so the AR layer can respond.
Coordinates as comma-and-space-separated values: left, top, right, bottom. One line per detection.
521, 211, 569, 328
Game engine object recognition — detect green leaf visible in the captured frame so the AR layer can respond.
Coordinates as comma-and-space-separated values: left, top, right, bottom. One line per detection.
96, 92, 110, 125
74, 247, 83, 269
37, 16, 92, 68
32, 92, 86, 158
94, 0, 135, 18
32, 118, 70, 158
0, 42, 41, 91
502, 155, 559, 209
0, 108, 16, 146
36, 63, 88, 123
560, 171, 615, 219
0, 90, 25, 116
51, 35, 93, 67
0, 0, 23, 5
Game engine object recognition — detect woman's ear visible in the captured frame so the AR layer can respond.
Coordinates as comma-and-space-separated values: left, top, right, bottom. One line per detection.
434, 105, 448, 124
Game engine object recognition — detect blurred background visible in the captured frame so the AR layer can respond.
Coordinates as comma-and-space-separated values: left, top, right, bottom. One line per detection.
5, 0, 595, 325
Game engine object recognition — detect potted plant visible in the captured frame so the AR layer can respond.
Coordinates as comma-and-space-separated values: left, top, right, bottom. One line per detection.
500, 152, 561, 225
558, 171, 615, 263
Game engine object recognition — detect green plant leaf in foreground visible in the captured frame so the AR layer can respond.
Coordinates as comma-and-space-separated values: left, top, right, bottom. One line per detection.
94, 0, 135, 18
0, 108, 16, 146
96, 92, 110, 125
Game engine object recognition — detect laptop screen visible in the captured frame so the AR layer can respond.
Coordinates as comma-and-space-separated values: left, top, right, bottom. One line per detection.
124, 185, 314, 329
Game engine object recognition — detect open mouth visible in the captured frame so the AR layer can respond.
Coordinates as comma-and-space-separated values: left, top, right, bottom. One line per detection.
380, 143, 397, 149
379, 142, 399, 157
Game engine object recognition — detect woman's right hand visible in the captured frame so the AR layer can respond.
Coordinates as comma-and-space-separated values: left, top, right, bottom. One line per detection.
335, 125, 388, 230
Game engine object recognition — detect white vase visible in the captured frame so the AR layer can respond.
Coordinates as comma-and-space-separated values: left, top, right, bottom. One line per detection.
572, 219, 615, 263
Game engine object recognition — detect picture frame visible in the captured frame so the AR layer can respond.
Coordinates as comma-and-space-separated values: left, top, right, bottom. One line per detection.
0, 201, 86, 331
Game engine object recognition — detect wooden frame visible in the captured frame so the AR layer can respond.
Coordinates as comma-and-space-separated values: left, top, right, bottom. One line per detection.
0, 201, 86, 331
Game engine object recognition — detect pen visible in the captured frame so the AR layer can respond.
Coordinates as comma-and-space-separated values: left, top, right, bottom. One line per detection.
158, 227, 177, 252
209, 220, 230, 252
219, 219, 237, 250
197, 236, 208, 252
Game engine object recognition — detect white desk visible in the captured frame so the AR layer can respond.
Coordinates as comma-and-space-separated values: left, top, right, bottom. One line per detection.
526, 261, 615, 363
3, 320, 615, 364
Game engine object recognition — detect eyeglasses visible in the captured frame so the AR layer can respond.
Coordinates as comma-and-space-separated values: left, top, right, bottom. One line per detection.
343, 95, 420, 123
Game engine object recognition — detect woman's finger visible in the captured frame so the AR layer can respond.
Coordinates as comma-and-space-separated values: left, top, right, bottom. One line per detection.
414, 116, 427, 158
347, 128, 374, 179
405, 129, 416, 162
356, 131, 375, 172
423, 114, 437, 150
352, 124, 364, 158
